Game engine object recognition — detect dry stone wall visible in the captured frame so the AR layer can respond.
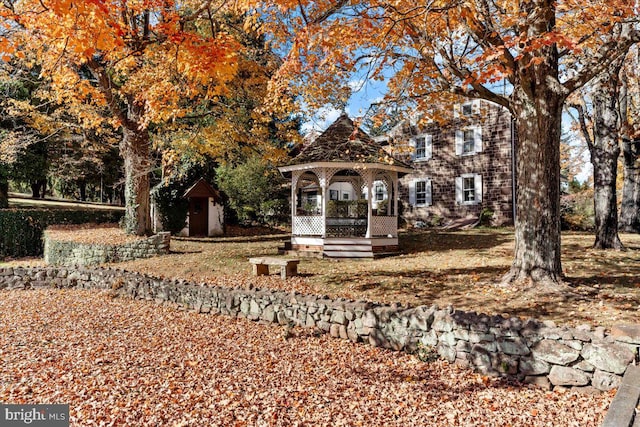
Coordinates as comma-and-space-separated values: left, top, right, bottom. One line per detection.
44, 232, 171, 266
1, 266, 638, 393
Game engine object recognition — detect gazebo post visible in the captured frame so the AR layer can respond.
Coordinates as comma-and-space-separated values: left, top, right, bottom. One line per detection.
320, 168, 328, 238
393, 173, 399, 217
364, 169, 373, 239
291, 171, 299, 235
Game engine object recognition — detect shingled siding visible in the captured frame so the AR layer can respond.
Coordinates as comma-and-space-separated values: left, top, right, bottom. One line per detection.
2, 266, 638, 394
398, 102, 514, 226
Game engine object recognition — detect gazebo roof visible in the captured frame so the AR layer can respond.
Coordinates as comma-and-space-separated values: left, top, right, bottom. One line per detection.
285, 113, 412, 172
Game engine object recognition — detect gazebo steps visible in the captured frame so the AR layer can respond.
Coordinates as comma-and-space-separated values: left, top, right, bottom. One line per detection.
323, 250, 375, 259
323, 240, 374, 258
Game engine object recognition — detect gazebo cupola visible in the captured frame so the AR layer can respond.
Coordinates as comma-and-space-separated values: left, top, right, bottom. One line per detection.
278, 113, 413, 258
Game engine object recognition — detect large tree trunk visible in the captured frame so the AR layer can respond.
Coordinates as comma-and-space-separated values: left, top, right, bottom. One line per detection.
121, 127, 151, 235
620, 138, 640, 232
590, 74, 624, 249
503, 88, 563, 286
592, 148, 623, 248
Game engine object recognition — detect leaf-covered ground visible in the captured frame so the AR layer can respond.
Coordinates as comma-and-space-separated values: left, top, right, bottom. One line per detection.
6, 226, 640, 327
0, 289, 612, 426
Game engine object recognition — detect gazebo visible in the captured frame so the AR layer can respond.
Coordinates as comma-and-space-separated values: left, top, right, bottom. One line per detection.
278, 113, 413, 258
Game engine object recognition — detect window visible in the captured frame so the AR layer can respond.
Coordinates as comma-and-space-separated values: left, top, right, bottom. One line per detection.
463, 177, 475, 202
455, 125, 482, 156
415, 137, 426, 158
455, 99, 480, 117
409, 178, 432, 207
455, 174, 482, 205
375, 183, 385, 201
330, 189, 339, 200
463, 129, 475, 154
416, 181, 427, 205
342, 192, 350, 200
411, 134, 432, 161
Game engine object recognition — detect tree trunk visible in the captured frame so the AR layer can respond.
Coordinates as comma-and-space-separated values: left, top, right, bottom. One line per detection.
78, 180, 87, 201
620, 138, 640, 232
37, 178, 46, 199
590, 76, 624, 249
121, 127, 151, 235
0, 174, 8, 208
592, 149, 623, 248
30, 181, 41, 199
503, 88, 563, 287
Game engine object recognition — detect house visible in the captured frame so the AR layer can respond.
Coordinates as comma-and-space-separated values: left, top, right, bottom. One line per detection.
379, 100, 516, 227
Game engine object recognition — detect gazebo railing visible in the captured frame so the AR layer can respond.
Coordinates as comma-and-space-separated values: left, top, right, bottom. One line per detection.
293, 216, 324, 236
325, 217, 367, 238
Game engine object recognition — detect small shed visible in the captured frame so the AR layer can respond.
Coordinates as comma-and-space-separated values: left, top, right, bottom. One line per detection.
179, 178, 224, 237
278, 113, 413, 258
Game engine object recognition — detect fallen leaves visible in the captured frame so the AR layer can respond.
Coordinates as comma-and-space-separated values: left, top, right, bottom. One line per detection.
45, 223, 141, 245
0, 289, 612, 426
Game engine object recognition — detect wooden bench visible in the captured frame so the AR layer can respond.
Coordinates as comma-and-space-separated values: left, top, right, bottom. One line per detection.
248, 257, 300, 279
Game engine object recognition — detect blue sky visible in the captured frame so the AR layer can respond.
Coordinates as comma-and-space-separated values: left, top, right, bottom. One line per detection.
301, 76, 592, 183
300, 76, 388, 134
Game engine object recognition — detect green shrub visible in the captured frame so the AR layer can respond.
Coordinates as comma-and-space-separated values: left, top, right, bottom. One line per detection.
152, 183, 189, 234
326, 199, 368, 218
259, 199, 289, 226
0, 208, 123, 259
479, 208, 494, 227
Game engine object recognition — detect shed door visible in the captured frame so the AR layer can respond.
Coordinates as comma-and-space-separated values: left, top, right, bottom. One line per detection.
189, 197, 208, 236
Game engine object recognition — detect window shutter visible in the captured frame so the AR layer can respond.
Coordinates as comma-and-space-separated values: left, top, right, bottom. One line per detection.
455, 130, 463, 156
474, 126, 483, 153
426, 179, 433, 206
475, 174, 483, 203
425, 134, 433, 160
409, 180, 416, 206
409, 138, 416, 161
455, 176, 463, 205
453, 103, 461, 118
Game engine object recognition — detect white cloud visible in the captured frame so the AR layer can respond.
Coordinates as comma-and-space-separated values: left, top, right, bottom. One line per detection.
348, 78, 366, 92
301, 105, 348, 134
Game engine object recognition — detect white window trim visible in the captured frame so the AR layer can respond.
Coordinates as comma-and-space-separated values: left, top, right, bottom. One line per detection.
455, 125, 483, 156
454, 99, 481, 118
374, 181, 387, 202
455, 173, 483, 206
409, 178, 432, 207
410, 134, 433, 162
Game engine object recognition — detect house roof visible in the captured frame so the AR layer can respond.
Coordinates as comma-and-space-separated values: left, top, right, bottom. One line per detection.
183, 178, 221, 201
286, 113, 412, 170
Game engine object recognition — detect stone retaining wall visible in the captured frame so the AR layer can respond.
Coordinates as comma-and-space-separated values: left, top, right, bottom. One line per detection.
44, 232, 171, 266
1, 266, 638, 393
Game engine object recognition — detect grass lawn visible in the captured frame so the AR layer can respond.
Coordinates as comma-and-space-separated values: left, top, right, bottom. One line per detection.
6, 226, 639, 328
7, 192, 124, 211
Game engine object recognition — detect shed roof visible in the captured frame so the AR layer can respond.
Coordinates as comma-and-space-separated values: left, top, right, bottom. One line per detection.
183, 178, 221, 201
288, 113, 411, 170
